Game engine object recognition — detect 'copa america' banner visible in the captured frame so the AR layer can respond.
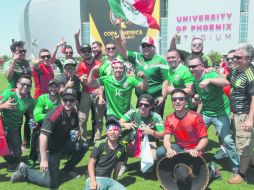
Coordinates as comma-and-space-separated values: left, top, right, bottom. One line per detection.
167, 0, 241, 54
88, 0, 160, 51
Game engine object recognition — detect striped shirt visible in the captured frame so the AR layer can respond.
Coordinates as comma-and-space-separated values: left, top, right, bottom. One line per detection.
229, 66, 254, 114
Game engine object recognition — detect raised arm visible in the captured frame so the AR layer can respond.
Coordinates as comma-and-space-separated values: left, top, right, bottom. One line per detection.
74, 30, 82, 55
51, 37, 66, 62
87, 65, 100, 89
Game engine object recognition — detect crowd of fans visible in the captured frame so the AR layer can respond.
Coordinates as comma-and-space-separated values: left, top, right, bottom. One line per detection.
0, 27, 254, 189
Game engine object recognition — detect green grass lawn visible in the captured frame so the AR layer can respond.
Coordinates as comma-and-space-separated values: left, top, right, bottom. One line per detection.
0, 72, 253, 190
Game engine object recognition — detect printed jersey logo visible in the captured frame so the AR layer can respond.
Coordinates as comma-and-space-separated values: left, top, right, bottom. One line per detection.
116, 150, 122, 159
115, 89, 122, 97
123, 82, 129, 88
235, 79, 241, 87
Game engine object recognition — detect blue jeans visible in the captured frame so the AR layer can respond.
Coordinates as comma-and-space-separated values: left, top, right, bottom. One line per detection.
22, 139, 89, 188
156, 144, 185, 159
85, 177, 126, 190
202, 114, 239, 170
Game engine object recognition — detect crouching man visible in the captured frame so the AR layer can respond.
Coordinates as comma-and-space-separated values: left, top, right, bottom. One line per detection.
157, 89, 208, 158
11, 88, 89, 189
84, 116, 126, 190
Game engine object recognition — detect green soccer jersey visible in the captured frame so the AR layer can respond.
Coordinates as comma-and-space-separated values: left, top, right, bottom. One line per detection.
122, 108, 164, 142
194, 71, 230, 117
98, 74, 140, 119
127, 51, 168, 98
3, 59, 31, 89
168, 63, 194, 89
33, 94, 60, 122
168, 64, 194, 109
0, 89, 34, 130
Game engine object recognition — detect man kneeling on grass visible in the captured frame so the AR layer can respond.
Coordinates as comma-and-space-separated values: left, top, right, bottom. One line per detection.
84, 116, 126, 190
10, 88, 89, 188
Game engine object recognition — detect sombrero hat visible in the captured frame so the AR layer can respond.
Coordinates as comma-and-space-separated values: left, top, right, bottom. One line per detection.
156, 153, 209, 190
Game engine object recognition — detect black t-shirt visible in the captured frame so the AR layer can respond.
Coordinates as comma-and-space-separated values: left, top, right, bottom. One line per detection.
91, 139, 125, 177
41, 105, 79, 152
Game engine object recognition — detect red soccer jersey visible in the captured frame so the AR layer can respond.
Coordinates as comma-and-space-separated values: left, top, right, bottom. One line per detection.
33, 62, 54, 99
76, 59, 102, 94
164, 111, 208, 150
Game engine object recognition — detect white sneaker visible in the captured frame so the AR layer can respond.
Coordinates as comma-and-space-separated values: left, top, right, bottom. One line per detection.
118, 165, 127, 177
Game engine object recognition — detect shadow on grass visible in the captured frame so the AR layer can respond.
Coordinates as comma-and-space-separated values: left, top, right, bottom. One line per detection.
0, 173, 9, 182
58, 165, 86, 186
119, 176, 136, 187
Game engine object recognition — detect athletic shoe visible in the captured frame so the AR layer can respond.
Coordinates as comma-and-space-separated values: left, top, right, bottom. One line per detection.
10, 162, 27, 183
214, 148, 228, 160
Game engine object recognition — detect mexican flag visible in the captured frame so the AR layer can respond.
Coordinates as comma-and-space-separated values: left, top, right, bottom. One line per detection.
108, 0, 159, 30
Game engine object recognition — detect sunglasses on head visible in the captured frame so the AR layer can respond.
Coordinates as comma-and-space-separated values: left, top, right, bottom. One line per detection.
141, 44, 153, 48
188, 64, 201, 69
41, 55, 51, 59
65, 52, 73, 55
19, 82, 31, 88
171, 97, 186, 102
62, 98, 76, 103
106, 47, 116, 51
192, 43, 203, 48
139, 103, 151, 108
16, 49, 27, 54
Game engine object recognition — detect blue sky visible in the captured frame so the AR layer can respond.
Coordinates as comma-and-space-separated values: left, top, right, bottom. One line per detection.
0, 0, 28, 56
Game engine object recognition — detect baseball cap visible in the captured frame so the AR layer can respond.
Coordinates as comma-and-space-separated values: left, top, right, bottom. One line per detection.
105, 115, 122, 132
141, 37, 154, 46
63, 59, 76, 68
48, 79, 60, 86
80, 44, 92, 52
61, 88, 77, 98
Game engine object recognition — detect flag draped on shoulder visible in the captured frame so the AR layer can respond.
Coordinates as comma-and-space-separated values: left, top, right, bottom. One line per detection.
108, 0, 160, 30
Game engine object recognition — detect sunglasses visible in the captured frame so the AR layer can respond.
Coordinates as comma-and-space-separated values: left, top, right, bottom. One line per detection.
171, 97, 186, 102
65, 67, 75, 71
232, 55, 249, 61
139, 103, 151, 108
141, 44, 153, 48
65, 52, 73, 55
62, 98, 76, 103
80, 49, 91, 54
106, 47, 116, 51
19, 82, 31, 88
226, 57, 233, 62
192, 43, 203, 48
188, 64, 201, 69
16, 49, 27, 54
41, 55, 51, 59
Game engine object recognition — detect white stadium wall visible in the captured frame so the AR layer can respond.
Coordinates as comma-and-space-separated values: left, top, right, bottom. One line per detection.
167, 0, 241, 54
20, 0, 81, 58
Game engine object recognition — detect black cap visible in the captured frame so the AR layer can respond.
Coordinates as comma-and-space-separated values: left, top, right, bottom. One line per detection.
61, 88, 77, 98
80, 44, 92, 52
105, 115, 121, 129
48, 79, 60, 86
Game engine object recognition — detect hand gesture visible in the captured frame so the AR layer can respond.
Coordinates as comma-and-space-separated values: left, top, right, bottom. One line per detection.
168, 85, 175, 94
13, 53, 22, 63
56, 37, 66, 47
122, 123, 136, 130
141, 127, 153, 135
199, 79, 210, 89
98, 96, 105, 105
40, 159, 48, 173
166, 148, 177, 158
240, 119, 254, 131
155, 97, 165, 107
1, 97, 16, 110
137, 71, 146, 78
74, 29, 80, 39
185, 149, 199, 157
66, 78, 75, 88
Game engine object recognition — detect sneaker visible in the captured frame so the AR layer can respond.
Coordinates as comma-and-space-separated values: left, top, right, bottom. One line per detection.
10, 162, 27, 183
118, 164, 127, 177
231, 167, 239, 177
214, 148, 228, 160
209, 161, 222, 180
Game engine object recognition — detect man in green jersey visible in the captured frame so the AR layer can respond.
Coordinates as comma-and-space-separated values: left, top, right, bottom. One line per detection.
117, 31, 168, 117
189, 56, 239, 174
119, 94, 164, 173
0, 75, 34, 171
166, 49, 194, 109
88, 58, 147, 119
28, 79, 61, 167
